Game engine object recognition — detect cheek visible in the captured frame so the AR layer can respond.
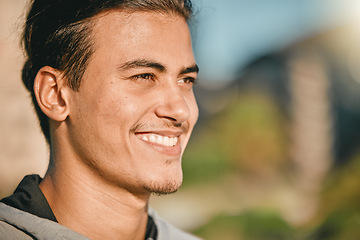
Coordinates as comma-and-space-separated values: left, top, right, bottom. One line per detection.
187, 93, 199, 124
119, 96, 143, 116
99, 93, 149, 135
193, 100, 199, 120
94, 88, 133, 120
72, 89, 125, 140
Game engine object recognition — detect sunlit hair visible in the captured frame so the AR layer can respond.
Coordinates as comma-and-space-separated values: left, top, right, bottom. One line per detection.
22, 0, 193, 144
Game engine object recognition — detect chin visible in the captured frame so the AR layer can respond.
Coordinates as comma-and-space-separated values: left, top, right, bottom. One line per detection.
140, 158, 184, 194
143, 174, 183, 196
145, 183, 181, 196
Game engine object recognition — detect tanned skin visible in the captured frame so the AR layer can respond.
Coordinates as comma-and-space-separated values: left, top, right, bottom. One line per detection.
35, 10, 198, 240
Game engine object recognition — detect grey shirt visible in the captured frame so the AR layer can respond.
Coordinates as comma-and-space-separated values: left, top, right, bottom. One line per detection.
0, 203, 201, 240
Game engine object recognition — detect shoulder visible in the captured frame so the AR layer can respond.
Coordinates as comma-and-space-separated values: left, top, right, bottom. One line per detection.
0, 220, 34, 240
0, 203, 89, 240
148, 208, 202, 240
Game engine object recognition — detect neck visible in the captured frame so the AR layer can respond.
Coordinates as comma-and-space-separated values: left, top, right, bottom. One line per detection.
40, 155, 151, 240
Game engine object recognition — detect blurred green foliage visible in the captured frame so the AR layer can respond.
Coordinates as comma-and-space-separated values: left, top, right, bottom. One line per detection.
181, 89, 360, 239
182, 89, 288, 187
307, 154, 360, 240
193, 210, 296, 240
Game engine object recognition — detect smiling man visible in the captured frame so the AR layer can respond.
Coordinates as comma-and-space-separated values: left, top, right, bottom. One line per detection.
0, 0, 200, 239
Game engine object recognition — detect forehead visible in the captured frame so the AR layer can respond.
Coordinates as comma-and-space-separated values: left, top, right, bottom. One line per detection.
89, 10, 194, 66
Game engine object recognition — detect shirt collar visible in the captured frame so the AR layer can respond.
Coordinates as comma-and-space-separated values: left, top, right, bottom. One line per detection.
1, 174, 158, 239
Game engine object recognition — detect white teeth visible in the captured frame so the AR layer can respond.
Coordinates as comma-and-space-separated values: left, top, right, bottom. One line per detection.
169, 137, 174, 146
149, 135, 157, 143
163, 136, 170, 146
156, 136, 163, 145
173, 137, 178, 146
141, 134, 178, 147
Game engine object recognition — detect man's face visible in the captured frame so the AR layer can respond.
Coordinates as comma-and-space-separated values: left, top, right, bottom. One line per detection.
66, 11, 198, 194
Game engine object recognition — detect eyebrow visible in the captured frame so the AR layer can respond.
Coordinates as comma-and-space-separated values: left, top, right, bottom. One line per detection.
180, 64, 199, 75
117, 59, 166, 72
117, 59, 199, 75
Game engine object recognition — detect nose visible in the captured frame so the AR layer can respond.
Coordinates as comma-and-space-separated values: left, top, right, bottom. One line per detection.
155, 84, 190, 124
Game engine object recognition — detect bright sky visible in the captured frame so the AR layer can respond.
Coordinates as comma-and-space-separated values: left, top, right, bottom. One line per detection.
191, 0, 360, 84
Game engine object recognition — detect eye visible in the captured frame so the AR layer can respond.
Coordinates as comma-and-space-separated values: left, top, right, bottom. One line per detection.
178, 77, 196, 85
130, 73, 154, 81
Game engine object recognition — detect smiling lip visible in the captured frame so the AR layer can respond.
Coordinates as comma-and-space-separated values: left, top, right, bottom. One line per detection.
135, 130, 182, 156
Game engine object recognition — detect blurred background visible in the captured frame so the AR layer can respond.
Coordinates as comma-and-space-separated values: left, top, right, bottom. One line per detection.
1, 0, 360, 239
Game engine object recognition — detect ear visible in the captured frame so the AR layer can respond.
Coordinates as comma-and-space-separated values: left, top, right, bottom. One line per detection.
34, 66, 70, 122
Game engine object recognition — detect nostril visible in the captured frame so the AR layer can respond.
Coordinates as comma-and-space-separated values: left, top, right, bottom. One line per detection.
165, 116, 177, 122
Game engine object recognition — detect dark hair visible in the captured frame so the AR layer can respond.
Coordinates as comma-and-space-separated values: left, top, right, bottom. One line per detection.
22, 0, 193, 144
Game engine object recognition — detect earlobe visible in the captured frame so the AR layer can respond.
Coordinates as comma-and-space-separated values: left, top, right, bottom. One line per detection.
34, 66, 70, 122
